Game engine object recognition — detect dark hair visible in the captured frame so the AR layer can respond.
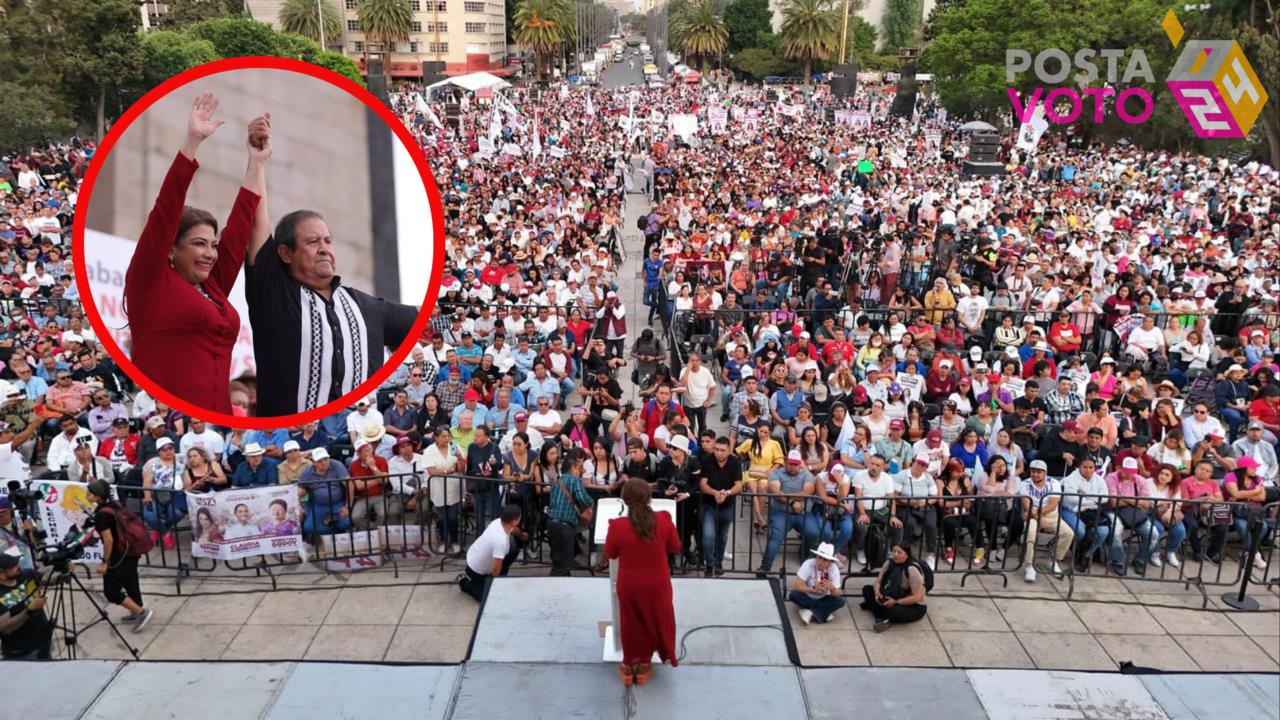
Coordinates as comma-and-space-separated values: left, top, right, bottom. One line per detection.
274, 210, 324, 250
177, 206, 217, 245
621, 477, 656, 541
269, 499, 287, 512
500, 503, 523, 524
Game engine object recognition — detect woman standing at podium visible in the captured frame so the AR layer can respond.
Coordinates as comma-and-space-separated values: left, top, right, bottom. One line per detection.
605, 478, 681, 686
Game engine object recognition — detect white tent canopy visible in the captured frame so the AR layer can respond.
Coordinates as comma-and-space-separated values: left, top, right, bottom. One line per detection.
426, 71, 511, 94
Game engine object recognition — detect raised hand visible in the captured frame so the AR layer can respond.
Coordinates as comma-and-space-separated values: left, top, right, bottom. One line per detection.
188, 92, 225, 141
248, 113, 272, 163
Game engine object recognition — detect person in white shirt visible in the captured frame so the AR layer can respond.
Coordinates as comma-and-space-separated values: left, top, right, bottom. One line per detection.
180, 418, 225, 462
677, 353, 717, 435
788, 542, 846, 625
1181, 401, 1226, 449
500, 413, 545, 455
423, 427, 465, 553
0, 418, 37, 483
852, 454, 897, 568
460, 504, 524, 601
1017, 460, 1074, 582
892, 457, 938, 568
223, 503, 260, 540
345, 397, 385, 445
387, 436, 430, 526
1124, 315, 1167, 363
43, 416, 98, 476
1059, 457, 1112, 572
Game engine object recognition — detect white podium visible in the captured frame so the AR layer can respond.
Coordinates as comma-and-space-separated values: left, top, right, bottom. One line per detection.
593, 497, 678, 663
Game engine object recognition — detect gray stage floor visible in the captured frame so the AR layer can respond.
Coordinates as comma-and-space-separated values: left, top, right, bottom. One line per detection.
467, 576, 794, 665
7, 661, 1277, 719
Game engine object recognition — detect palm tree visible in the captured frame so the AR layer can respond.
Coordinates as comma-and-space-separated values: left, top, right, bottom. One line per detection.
671, 0, 727, 72
513, 0, 575, 82
357, 0, 414, 69
779, 0, 838, 85
279, 0, 343, 49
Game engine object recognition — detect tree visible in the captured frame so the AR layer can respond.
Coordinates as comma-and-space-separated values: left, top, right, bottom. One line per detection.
138, 30, 220, 91
880, 0, 921, 53
357, 0, 414, 68
622, 12, 646, 33
279, 0, 343, 49
0, 82, 75, 152
309, 51, 367, 86
779, 0, 838, 83
723, 0, 772, 53
186, 17, 283, 57
152, 0, 245, 29
513, 0, 575, 82
730, 46, 796, 80
672, 0, 728, 71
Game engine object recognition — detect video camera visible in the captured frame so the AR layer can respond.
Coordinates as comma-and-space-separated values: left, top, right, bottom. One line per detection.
6, 480, 47, 542
37, 521, 98, 570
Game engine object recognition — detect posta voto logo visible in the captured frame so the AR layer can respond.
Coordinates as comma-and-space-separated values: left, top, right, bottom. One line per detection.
1004, 8, 1268, 139
1163, 8, 1268, 138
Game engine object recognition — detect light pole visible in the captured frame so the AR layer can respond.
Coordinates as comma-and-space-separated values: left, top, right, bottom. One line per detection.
316, 0, 326, 49
838, 0, 850, 65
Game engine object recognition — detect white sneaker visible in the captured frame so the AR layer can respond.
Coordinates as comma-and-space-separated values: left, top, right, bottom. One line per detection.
797, 608, 813, 626
856, 550, 867, 566
925, 555, 936, 571
1149, 552, 1163, 568
1166, 552, 1181, 568
450, 544, 462, 554
991, 548, 1005, 563
1024, 565, 1037, 583
723, 552, 733, 561
1253, 554, 1268, 570
1051, 561, 1063, 578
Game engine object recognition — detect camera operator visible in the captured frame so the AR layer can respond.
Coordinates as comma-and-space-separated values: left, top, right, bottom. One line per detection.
0, 388, 38, 466
0, 497, 35, 571
0, 548, 51, 659
84, 479, 153, 632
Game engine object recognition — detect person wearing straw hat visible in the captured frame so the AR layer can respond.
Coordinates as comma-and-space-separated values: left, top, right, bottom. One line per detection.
789, 542, 846, 625
231, 442, 278, 487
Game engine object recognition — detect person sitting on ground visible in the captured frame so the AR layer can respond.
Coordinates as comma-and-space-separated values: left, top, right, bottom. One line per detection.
859, 543, 928, 633
789, 542, 846, 626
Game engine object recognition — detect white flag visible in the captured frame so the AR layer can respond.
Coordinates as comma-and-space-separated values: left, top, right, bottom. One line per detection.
1015, 102, 1049, 154
414, 93, 443, 128
488, 108, 502, 141
585, 92, 596, 117
532, 115, 542, 158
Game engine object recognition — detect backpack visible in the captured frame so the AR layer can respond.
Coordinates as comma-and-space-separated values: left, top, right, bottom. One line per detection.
910, 557, 935, 593
97, 503, 154, 558
637, 215, 648, 232
865, 523, 888, 570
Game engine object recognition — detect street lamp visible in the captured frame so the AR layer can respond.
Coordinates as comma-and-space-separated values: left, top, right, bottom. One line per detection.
316, 0, 326, 49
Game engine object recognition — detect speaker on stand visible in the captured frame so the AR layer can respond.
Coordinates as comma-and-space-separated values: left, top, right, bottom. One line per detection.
962, 131, 1006, 177
366, 57, 390, 104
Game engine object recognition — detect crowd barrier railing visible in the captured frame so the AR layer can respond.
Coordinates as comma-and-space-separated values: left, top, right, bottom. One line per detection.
7, 476, 1271, 609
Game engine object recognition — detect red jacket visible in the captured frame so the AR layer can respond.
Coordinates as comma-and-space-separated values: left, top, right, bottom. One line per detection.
97, 434, 140, 466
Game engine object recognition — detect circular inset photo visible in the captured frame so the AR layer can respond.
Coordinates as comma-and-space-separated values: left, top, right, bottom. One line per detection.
74, 58, 443, 428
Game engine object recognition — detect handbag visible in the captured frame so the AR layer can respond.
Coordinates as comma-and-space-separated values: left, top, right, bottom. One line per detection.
1201, 502, 1232, 527
556, 475, 594, 529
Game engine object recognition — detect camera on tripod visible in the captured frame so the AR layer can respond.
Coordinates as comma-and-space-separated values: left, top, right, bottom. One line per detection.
7, 479, 47, 542
37, 522, 97, 571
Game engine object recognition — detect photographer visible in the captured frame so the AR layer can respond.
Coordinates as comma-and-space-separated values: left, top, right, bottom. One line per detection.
656, 435, 701, 568
0, 497, 35, 571
0, 415, 38, 483
0, 548, 51, 659
85, 479, 153, 632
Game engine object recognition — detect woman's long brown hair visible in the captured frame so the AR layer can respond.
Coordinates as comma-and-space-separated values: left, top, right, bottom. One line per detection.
621, 477, 656, 542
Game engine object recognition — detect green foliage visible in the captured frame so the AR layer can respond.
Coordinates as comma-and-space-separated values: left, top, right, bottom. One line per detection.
513, 0, 575, 80
778, 0, 839, 82
730, 47, 797, 80
0, 81, 75, 153
278, 0, 344, 48
672, 0, 728, 70
151, 0, 245, 29
186, 17, 283, 57
724, 0, 773, 53
357, 0, 415, 51
622, 12, 647, 32
880, 0, 920, 53
846, 15, 876, 56
138, 30, 220, 89
309, 51, 367, 86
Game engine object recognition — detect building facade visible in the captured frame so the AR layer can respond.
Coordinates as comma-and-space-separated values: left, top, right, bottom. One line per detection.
246, 0, 511, 79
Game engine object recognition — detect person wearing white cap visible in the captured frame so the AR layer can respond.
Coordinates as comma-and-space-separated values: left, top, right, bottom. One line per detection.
42, 414, 98, 477
789, 542, 846, 625
755, 449, 818, 577
812, 464, 855, 562
1103, 456, 1157, 576
656, 433, 701, 568
141, 436, 188, 548
1214, 364, 1251, 441
299, 447, 352, 535
277, 439, 312, 485
231, 442, 279, 488
1017, 460, 1073, 582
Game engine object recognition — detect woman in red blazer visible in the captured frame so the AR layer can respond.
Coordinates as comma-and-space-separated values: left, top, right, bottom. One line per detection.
123, 92, 271, 414
605, 478, 681, 686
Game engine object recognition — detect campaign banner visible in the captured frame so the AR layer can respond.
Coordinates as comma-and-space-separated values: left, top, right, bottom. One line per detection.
1003, 377, 1026, 399
834, 109, 855, 126
707, 107, 728, 134
31, 480, 114, 565
668, 114, 698, 139
187, 485, 303, 561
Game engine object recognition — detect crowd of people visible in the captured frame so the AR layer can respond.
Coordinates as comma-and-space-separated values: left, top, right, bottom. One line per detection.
3, 68, 1280, 657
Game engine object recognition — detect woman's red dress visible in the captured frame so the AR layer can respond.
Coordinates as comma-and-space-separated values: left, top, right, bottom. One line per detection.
604, 512, 681, 666
124, 153, 259, 414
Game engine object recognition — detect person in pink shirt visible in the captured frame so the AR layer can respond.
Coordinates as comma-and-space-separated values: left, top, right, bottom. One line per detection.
1178, 459, 1229, 564
1103, 457, 1156, 576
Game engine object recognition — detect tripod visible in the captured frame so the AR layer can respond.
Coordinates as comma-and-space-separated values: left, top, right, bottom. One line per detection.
43, 564, 140, 660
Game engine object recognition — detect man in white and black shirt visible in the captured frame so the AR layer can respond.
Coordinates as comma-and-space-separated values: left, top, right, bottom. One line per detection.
460, 503, 523, 601
247, 211, 419, 415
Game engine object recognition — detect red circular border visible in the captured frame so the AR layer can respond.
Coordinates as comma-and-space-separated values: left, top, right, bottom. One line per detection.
72, 56, 445, 429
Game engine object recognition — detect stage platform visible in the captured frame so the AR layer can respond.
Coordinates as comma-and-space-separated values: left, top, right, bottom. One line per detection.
7, 575, 1278, 718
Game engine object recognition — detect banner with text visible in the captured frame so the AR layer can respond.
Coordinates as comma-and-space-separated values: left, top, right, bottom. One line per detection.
186, 486, 303, 561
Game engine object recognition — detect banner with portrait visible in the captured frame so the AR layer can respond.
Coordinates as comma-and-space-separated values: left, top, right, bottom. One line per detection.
187, 486, 303, 561
707, 107, 728, 134
30, 480, 114, 565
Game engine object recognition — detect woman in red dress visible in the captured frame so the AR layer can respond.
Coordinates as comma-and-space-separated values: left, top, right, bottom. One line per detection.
124, 92, 272, 414
604, 478, 680, 686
